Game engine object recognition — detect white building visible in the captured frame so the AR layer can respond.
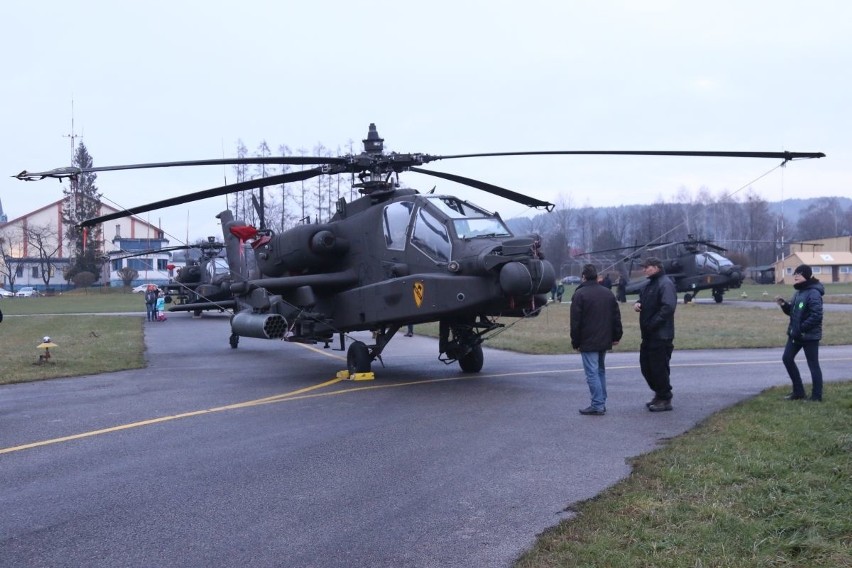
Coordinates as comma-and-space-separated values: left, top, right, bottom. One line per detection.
0, 197, 172, 291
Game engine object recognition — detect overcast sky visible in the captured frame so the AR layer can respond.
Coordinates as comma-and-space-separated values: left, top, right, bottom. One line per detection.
2, 0, 849, 243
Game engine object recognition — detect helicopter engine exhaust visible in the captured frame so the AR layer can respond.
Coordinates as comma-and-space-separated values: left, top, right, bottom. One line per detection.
255, 224, 349, 277
231, 312, 287, 340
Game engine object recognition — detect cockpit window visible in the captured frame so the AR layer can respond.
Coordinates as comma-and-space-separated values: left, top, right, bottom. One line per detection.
411, 207, 451, 262
426, 196, 512, 239
207, 258, 230, 281
383, 201, 414, 251
699, 252, 733, 268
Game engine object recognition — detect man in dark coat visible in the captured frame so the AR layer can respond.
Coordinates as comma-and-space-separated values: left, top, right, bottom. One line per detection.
775, 264, 825, 401
571, 264, 623, 415
634, 257, 677, 412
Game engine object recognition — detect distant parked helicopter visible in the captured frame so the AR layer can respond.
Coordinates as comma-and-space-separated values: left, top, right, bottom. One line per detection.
110, 238, 236, 315
581, 235, 746, 303
15, 124, 823, 373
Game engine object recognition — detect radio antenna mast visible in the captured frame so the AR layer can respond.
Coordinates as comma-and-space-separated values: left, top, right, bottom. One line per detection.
62, 98, 81, 161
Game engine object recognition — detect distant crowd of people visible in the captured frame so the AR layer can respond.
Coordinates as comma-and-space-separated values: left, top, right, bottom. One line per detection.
144, 285, 166, 322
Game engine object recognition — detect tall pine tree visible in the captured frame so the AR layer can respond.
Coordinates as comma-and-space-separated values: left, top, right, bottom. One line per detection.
61, 142, 104, 280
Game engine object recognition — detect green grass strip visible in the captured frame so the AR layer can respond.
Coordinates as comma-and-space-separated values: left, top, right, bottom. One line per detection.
515, 382, 852, 567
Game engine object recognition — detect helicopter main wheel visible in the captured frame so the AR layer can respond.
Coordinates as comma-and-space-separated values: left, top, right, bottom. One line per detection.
229, 333, 239, 349
713, 291, 724, 303
347, 340, 372, 375
458, 344, 484, 373
684, 293, 693, 304
193, 309, 203, 317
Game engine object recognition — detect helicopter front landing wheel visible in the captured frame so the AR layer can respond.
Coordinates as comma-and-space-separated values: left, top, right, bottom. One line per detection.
458, 344, 484, 373
347, 340, 372, 375
683, 293, 693, 304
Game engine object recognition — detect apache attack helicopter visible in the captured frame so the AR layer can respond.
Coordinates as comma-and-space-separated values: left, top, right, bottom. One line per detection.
108, 237, 237, 315
14, 124, 824, 374
582, 235, 746, 304
159, 236, 237, 315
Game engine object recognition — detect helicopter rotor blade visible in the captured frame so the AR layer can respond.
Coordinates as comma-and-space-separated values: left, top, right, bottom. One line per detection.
108, 245, 194, 261
646, 242, 676, 252
425, 150, 826, 162
409, 167, 554, 211
80, 167, 325, 227
15, 157, 346, 181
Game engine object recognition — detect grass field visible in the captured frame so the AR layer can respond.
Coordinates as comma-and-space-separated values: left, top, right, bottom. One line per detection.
515, 381, 852, 567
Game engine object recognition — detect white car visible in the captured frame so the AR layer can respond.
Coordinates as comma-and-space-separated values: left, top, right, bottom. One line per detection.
15, 286, 39, 297
132, 284, 156, 293
0, 287, 14, 298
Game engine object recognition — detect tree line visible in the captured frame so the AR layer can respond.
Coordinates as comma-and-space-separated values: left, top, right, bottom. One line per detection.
518, 191, 851, 277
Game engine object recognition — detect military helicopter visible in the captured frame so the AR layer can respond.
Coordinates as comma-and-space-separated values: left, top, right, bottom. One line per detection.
581, 235, 746, 303
15, 124, 824, 373
108, 237, 237, 315
159, 236, 237, 315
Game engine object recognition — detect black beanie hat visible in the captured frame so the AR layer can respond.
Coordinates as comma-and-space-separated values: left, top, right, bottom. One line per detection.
793, 264, 813, 279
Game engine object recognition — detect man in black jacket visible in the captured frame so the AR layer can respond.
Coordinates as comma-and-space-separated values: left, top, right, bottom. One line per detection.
571, 264, 623, 415
775, 264, 825, 401
634, 257, 677, 412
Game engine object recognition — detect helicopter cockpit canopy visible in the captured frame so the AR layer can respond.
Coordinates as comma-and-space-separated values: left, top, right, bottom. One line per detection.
696, 251, 734, 270
207, 257, 230, 281
427, 196, 512, 240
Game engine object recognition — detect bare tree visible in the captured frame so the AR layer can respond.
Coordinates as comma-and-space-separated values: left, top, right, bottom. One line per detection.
117, 267, 139, 287
0, 230, 27, 291
230, 140, 250, 223
24, 222, 62, 289
797, 197, 850, 239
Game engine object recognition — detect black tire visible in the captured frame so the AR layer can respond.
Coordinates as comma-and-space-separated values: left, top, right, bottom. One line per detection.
714, 293, 724, 303
194, 309, 203, 317
683, 293, 693, 304
458, 344, 484, 373
347, 341, 371, 375
229, 333, 239, 349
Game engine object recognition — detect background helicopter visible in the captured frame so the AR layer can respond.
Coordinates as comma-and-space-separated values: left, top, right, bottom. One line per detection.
579, 235, 745, 303
109, 237, 237, 315
16, 124, 823, 374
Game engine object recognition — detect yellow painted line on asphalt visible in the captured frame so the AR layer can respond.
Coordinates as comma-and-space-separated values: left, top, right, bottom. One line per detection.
0, 377, 343, 456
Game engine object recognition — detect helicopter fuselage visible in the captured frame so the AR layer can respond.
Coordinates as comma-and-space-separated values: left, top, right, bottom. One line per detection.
222, 189, 554, 350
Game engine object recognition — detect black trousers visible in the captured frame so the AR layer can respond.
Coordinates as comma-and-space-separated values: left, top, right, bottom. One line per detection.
640, 338, 674, 400
782, 337, 822, 400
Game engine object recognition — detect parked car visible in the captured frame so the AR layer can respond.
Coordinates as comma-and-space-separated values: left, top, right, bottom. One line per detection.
16, 286, 39, 297
132, 284, 157, 293
0, 287, 14, 298
561, 276, 582, 285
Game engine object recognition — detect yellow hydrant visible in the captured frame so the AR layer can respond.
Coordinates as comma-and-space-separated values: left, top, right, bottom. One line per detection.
36, 336, 58, 364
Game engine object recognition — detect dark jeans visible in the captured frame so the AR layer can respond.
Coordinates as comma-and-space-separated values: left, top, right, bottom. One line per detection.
782, 338, 822, 399
640, 338, 674, 400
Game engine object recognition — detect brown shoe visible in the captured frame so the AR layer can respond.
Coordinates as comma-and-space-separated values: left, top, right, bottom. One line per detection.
648, 400, 673, 412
